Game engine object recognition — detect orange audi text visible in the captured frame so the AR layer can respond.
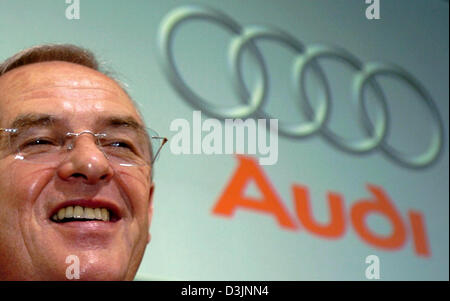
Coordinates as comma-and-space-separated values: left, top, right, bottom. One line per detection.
212, 155, 430, 257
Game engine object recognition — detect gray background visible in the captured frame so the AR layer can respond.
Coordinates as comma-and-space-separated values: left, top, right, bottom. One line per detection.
0, 0, 448, 280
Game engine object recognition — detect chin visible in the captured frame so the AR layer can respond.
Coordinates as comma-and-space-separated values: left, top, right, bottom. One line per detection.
78, 268, 128, 281
71, 250, 134, 281
31, 246, 132, 281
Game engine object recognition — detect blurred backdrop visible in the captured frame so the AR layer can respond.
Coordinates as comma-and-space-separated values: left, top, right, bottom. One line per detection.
0, 0, 448, 280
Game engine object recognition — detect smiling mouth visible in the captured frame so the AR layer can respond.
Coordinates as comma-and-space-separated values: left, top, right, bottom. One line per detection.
51, 206, 118, 223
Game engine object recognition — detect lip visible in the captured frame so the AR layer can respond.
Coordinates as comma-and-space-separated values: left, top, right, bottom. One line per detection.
51, 220, 121, 233
49, 199, 122, 223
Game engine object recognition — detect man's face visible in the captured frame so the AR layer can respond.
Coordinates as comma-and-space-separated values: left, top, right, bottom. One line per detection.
0, 61, 154, 280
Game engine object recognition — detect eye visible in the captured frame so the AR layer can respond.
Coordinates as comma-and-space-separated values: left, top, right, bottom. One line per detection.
101, 139, 138, 153
17, 136, 60, 154
23, 137, 57, 147
98, 133, 146, 162
109, 141, 132, 149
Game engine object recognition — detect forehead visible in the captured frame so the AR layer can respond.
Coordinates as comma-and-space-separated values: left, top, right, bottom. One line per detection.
0, 61, 142, 128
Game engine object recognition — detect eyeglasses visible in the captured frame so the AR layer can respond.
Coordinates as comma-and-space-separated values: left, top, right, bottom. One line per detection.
0, 126, 168, 167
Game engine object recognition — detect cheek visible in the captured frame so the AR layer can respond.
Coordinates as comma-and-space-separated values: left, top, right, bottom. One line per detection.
0, 162, 55, 271
114, 170, 152, 253
114, 168, 152, 222
10, 164, 55, 207
3, 165, 55, 238
0, 161, 54, 208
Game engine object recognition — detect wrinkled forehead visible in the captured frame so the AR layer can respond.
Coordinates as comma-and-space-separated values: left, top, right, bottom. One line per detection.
0, 61, 144, 128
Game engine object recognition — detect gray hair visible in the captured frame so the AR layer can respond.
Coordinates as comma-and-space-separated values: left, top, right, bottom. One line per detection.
0, 44, 99, 76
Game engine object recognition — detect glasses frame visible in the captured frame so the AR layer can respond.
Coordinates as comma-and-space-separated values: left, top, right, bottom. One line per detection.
0, 127, 168, 166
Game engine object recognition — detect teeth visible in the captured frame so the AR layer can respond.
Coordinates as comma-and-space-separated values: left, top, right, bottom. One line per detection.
58, 208, 66, 220
94, 208, 102, 220
101, 208, 110, 222
85, 208, 95, 219
52, 206, 112, 222
65, 206, 74, 218
74, 206, 84, 218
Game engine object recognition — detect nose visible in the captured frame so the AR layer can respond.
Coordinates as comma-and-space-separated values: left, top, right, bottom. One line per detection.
57, 134, 114, 184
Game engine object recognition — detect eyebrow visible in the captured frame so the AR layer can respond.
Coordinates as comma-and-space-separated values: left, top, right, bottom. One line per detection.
10, 113, 58, 130
8, 113, 146, 132
100, 116, 147, 133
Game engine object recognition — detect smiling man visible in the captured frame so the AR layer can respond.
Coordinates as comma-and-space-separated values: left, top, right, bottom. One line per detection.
0, 44, 166, 280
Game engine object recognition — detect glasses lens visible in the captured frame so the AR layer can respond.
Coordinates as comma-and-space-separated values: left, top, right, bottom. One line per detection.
7, 126, 166, 167
99, 127, 167, 166
9, 126, 63, 164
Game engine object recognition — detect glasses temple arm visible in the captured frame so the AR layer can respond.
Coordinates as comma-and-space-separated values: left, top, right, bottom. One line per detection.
151, 137, 168, 163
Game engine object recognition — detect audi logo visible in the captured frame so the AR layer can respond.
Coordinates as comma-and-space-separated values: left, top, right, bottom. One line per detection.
157, 5, 444, 169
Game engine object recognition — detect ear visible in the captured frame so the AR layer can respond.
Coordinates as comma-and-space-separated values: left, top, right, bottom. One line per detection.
147, 183, 155, 244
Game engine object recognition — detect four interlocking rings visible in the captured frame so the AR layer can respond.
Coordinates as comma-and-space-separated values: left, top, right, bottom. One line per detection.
157, 5, 444, 169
